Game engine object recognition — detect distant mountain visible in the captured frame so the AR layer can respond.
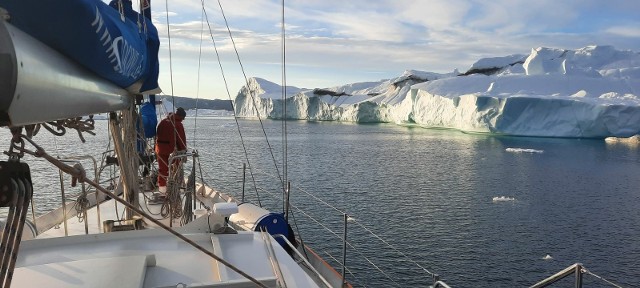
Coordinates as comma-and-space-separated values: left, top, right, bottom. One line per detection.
158, 95, 233, 111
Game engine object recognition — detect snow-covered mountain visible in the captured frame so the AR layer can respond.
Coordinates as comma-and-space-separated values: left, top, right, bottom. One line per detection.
234, 45, 640, 138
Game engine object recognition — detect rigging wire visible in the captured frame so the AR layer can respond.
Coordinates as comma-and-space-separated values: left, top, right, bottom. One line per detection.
199, 0, 264, 206
166, 1, 430, 285
276, 0, 314, 267
584, 269, 624, 288
269, 189, 403, 287
215, 0, 287, 198
193, 6, 205, 149
163, 0, 175, 115
10, 133, 268, 288
247, 165, 437, 278
158, 149, 427, 286
281, 0, 289, 212
161, 0, 187, 160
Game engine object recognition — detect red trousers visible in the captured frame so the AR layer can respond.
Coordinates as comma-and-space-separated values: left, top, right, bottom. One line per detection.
157, 153, 170, 187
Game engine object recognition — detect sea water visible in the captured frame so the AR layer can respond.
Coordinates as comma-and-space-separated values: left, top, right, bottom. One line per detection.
1, 118, 639, 287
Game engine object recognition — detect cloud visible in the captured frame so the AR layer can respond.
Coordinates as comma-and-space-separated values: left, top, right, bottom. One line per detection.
309, 11, 409, 42
605, 25, 640, 38
147, 0, 640, 99
393, 0, 472, 30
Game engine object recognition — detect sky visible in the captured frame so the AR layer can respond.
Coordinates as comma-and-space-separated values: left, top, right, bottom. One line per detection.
141, 0, 640, 100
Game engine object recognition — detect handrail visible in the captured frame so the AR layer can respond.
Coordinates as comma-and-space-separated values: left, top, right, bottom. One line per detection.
434, 280, 452, 288
260, 230, 287, 288
432, 274, 452, 288
272, 234, 333, 288
58, 156, 100, 235
530, 263, 583, 288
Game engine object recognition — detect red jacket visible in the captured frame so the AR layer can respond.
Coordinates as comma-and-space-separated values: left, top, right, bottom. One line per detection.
155, 114, 186, 154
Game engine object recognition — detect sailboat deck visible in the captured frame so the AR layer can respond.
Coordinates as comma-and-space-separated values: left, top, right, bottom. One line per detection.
13, 192, 321, 287
36, 191, 199, 238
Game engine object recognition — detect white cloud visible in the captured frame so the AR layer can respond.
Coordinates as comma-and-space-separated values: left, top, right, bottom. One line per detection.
605, 25, 640, 38
310, 11, 409, 42
393, 0, 472, 30
146, 0, 640, 99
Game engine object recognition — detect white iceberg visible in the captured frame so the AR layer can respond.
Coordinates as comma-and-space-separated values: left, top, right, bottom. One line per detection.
234, 45, 640, 138
492, 196, 516, 202
505, 148, 544, 154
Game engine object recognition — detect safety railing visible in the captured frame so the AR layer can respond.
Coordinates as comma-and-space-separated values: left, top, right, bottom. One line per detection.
56, 155, 99, 236
192, 157, 444, 287
432, 274, 452, 288
530, 263, 584, 288
189, 154, 640, 288
260, 230, 287, 288
530, 263, 624, 288
272, 234, 333, 288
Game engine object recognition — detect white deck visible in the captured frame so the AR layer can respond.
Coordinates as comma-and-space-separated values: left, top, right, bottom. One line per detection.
36, 191, 196, 238
12, 190, 323, 288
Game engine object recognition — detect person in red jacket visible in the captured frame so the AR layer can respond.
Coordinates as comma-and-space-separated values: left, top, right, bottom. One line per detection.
155, 107, 187, 193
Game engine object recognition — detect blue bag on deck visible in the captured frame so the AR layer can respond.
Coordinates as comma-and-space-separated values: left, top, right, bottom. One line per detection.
0, 0, 160, 94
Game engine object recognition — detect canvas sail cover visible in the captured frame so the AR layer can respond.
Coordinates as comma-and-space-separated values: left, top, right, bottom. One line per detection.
0, 0, 160, 94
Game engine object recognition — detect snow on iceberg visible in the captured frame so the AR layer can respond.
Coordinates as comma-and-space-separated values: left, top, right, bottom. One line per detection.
234, 45, 640, 138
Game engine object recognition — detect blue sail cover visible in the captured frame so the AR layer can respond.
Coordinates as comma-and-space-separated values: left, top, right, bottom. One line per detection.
140, 101, 157, 138
0, 0, 160, 94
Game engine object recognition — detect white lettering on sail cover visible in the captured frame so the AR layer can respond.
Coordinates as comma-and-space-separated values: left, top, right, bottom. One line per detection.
91, 7, 143, 80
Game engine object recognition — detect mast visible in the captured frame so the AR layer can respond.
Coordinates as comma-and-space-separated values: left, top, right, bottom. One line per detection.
108, 107, 140, 220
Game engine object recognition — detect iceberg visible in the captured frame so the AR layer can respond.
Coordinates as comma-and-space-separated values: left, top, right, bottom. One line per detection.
234, 45, 640, 138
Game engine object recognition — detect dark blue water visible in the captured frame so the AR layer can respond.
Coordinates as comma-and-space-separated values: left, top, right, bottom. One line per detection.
3, 118, 640, 287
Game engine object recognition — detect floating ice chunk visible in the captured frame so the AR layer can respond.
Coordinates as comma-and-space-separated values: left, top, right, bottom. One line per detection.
605, 135, 640, 147
505, 148, 544, 154
492, 196, 516, 202
543, 254, 553, 260
571, 90, 588, 98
